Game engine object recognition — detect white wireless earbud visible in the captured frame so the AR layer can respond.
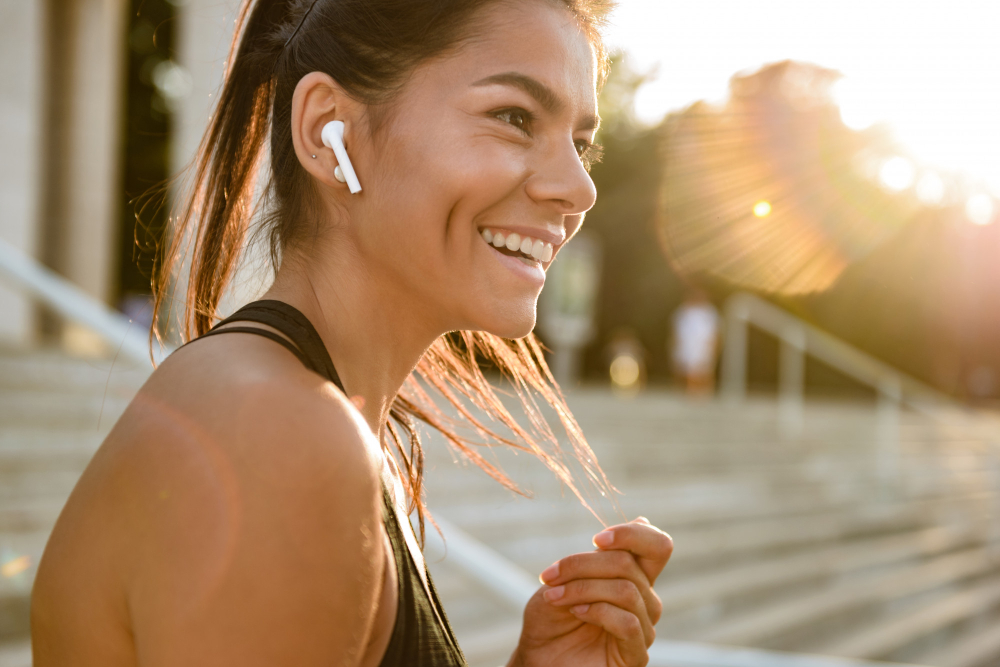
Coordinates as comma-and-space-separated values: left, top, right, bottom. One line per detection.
320, 120, 362, 194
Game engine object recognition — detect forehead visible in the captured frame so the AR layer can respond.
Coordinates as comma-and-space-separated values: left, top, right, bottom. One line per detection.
414, 1, 599, 112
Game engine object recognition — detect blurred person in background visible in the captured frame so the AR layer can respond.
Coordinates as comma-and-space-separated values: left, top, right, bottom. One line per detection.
30, 1, 672, 666
671, 288, 720, 396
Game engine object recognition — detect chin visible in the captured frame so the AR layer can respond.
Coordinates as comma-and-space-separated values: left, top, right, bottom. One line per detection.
471, 298, 538, 340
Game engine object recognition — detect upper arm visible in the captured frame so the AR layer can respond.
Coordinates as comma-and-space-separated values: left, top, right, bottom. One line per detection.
120, 378, 384, 667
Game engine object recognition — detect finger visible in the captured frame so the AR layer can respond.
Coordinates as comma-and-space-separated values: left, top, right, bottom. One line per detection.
570, 602, 649, 666
544, 578, 655, 646
593, 520, 673, 585
540, 550, 663, 625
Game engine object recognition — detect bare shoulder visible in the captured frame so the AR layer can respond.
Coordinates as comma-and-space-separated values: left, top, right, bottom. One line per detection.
34, 333, 386, 666
111, 332, 384, 538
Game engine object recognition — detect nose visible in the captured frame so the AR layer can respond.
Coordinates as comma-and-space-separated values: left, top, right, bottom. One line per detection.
524, 139, 598, 216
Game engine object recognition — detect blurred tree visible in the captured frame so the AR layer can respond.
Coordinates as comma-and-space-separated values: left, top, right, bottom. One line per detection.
658, 61, 918, 295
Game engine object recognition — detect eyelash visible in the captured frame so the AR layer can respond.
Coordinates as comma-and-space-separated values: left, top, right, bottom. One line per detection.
490, 107, 604, 171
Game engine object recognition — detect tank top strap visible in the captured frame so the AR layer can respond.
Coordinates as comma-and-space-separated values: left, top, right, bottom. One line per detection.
208, 300, 344, 390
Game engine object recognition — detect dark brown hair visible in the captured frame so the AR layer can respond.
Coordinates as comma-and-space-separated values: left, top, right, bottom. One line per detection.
153, 0, 617, 542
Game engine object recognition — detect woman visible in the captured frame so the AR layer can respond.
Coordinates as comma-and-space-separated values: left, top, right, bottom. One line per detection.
31, 0, 673, 665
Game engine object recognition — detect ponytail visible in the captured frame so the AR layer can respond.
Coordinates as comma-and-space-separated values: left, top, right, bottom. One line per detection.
153, 0, 291, 340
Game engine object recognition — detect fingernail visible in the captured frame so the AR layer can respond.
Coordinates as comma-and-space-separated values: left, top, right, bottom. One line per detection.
571, 604, 590, 614
593, 530, 614, 548
540, 562, 559, 583
543, 585, 565, 602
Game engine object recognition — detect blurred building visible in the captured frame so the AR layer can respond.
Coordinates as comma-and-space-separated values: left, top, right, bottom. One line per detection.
0, 0, 238, 349
1, 0, 125, 347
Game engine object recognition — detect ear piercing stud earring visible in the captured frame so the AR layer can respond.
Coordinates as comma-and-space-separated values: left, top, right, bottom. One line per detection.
311, 154, 316, 159
334, 166, 346, 183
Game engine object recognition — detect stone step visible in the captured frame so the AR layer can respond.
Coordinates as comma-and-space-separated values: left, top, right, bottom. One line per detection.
0, 469, 83, 501
0, 498, 64, 534
694, 547, 998, 648
917, 610, 1000, 667
452, 620, 521, 667
0, 428, 103, 450
427, 474, 990, 542
422, 564, 521, 666
655, 525, 982, 620
0, 391, 130, 429
442, 493, 990, 577
0, 350, 148, 393
820, 577, 1000, 661
0, 641, 30, 667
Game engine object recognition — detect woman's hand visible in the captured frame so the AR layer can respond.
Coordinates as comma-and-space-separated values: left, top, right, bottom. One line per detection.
508, 518, 673, 667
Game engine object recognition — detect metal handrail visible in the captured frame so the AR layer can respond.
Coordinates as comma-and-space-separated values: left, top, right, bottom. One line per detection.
718, 291, 965, 461
721, 292, 951, 408
0, 236, 167, 366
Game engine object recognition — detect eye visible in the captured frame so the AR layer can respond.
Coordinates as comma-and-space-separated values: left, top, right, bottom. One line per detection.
492, 108, 534, 136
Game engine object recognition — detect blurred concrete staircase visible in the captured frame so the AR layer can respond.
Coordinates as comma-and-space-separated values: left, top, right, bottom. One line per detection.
0, 347, 148, 665
3, 346, 1000, 667
421, 391, 1000, 667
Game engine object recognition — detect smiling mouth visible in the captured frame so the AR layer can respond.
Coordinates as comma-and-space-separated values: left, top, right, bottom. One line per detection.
480, 228, 554, 265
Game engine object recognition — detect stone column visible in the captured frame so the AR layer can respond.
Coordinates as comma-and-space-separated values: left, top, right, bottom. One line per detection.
42, 0, 128, 354
0, 0, 45, 345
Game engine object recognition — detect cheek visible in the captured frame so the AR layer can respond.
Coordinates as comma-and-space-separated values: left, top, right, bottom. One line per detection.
369, 129, 525, 259
356, 121, 538, 333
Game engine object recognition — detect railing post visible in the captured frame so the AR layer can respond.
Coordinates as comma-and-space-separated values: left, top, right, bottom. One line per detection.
778, 324, 806, 440
876, 376, 902, 491
721, 298, 749, 403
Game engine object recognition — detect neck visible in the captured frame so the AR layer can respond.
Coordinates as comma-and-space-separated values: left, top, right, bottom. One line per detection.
261, 243, 442, 438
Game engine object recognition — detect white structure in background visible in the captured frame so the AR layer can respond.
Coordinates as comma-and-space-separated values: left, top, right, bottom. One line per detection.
0, 0, 267, 353
537, 232, 602, 387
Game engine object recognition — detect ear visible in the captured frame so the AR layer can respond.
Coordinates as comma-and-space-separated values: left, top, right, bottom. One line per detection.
290, 72, 364, 190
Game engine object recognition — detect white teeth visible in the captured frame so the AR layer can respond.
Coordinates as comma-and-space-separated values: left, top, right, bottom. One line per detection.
482, 228, 556, 263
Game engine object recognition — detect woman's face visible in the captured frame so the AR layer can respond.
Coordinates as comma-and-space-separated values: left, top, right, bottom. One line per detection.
345, 0, 600, 339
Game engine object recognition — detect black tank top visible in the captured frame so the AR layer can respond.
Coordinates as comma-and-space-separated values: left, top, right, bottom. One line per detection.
190, 300, 467, 666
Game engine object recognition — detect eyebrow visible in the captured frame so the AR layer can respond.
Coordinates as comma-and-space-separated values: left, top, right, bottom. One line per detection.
471, 72, 601, 132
